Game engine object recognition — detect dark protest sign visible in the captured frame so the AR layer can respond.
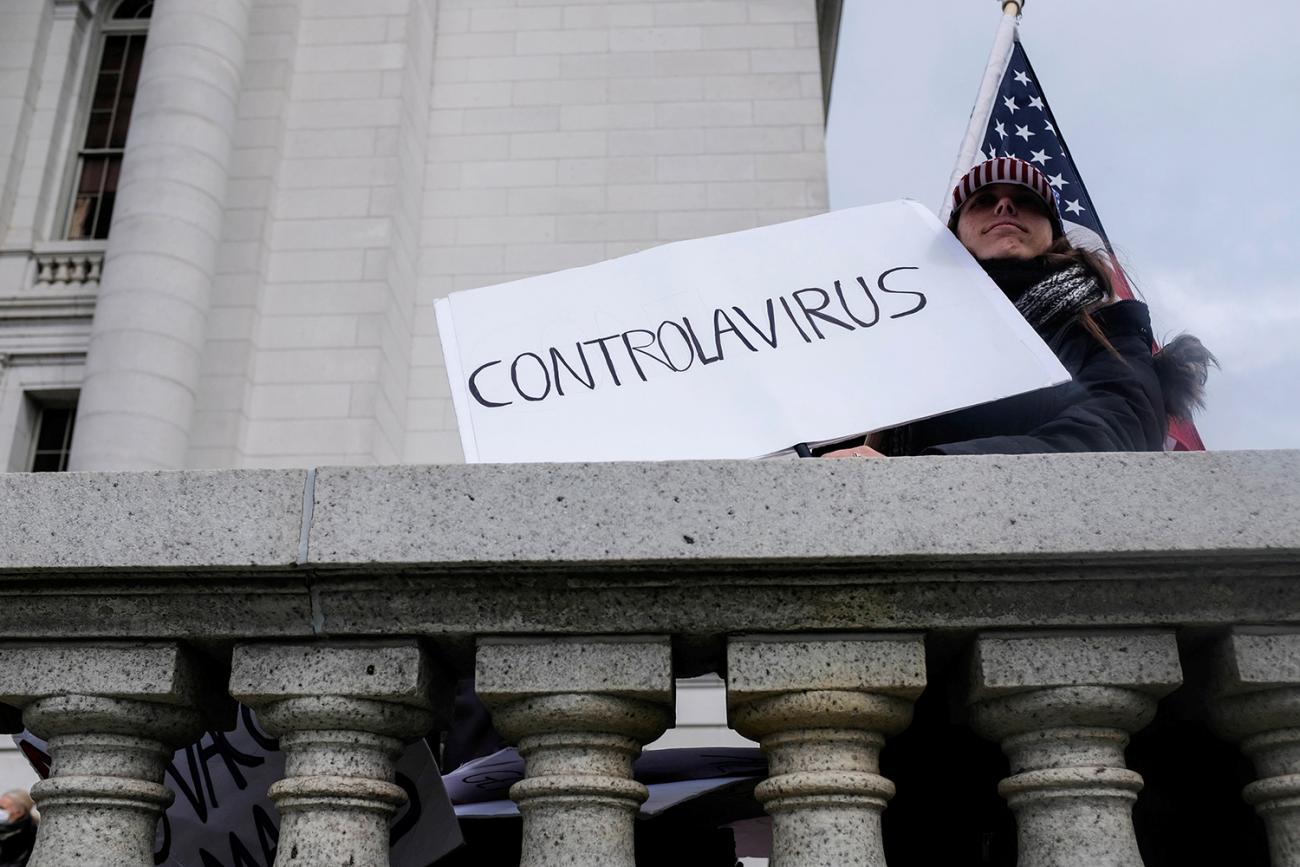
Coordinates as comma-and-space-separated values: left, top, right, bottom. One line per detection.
436, 201, 1068, 461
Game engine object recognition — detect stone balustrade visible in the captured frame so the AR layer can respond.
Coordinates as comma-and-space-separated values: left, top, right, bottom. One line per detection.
0, 450, 1298, 866
30, 244, 105, 292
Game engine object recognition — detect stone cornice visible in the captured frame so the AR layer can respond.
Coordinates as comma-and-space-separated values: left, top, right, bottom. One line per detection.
0, 294, 97, 322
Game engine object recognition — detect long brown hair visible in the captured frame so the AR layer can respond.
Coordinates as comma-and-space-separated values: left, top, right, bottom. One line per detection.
1041, 235, 1115, 300
1041, 236, 1122, 355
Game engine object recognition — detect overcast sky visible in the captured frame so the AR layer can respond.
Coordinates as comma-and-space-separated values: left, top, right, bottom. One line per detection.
826, 0, 1300, 450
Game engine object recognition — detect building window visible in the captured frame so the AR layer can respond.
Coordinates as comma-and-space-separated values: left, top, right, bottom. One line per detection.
27, 399, 78, 472
64, 0, 152, 240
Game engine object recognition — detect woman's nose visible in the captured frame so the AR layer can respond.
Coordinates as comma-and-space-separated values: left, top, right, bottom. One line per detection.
993, 196, 1017, 215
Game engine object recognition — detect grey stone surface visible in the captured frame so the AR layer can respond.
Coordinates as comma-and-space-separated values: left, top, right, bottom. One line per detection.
229, 641, 443, 711
1, 452, 1295, 580
232, 642, 445, 867
0, 469, 305, 570
970, 686, 1157, 867
1209, 630, 1300, 695
476, 638, 674, 867
969, 631, 1183, 701
968, 631, 1179, 867
1001, 765, 1149, 867
9, 649, 214, 867
727, 634, 925, 705
311, 570, 1300, 649
307, 451, 1300, 566
271, 771, 406, 867
727, 636, 922, 867
1204, 630, 1300, 867
0, 583, 317, 641
0, 642, 214, 708
502, 717, 660, 867
29, 726, 179, 867
0, 454, 1296, 646
476, 636, 672, 702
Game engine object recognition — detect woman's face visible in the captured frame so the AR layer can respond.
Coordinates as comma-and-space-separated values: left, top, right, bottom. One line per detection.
0, 794, 25, 822
955, 183, 1055, 260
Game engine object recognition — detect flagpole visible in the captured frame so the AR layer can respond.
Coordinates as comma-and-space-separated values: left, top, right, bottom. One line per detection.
937, 0, 1024, 223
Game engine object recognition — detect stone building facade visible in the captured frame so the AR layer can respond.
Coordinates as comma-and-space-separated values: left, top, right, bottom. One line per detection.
0, 0, 841, 472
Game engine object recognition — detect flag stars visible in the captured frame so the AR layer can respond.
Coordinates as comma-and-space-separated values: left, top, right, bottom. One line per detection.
1064, 199, 1086, 215
1029, 148, 1051, 165
994, 120, 1007, 139
1014, 123, 1034, 141
1045, 120, 1056, 133
1048, 173, 1069, 189
1028, 96, 1045, 110
1013, 70, 1032, 86
1003, 96, 1019, 114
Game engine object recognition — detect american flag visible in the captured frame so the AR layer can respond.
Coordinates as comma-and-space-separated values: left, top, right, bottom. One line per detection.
968, 35, 1205, 451
977, 38, 1108, 251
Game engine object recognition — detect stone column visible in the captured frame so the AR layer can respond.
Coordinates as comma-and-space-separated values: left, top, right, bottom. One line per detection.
726, 634, 925, 867
0, 643, 221, 867
475, 637, 674, 867
229, 641, 448, 867
1205, 630, 1300, 867
967, 632, 1182, 867
68, 0, 251, 470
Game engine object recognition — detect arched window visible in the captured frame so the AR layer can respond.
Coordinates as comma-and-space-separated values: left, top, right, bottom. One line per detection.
64, 0, 152, 240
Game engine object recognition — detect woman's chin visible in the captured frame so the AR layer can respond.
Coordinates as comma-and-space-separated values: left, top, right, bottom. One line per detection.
976, 243, 1033, 261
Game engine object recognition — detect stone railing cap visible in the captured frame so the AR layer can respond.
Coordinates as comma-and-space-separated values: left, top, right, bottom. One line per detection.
229, 641, 442, 708
475, 636, 673, 700
0, 642, 213, 706
969, 631, 1183, 699
727, 634, 926, 702
2, 451, 1297, 575
0, 469, 306, 571
306, 451, 1300, 568
1207, 630, 1300, 695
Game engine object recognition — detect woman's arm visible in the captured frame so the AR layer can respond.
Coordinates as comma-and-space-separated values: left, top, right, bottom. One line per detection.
924, 313, 1167, 455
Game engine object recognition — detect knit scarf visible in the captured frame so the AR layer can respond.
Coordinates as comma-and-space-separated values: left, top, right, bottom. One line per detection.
982, 259, 1106, 335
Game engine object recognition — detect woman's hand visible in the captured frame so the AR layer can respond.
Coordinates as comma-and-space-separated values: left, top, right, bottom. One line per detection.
821, 444, 886, 459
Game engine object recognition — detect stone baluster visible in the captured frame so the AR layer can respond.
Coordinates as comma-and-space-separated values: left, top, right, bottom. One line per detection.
229, 641, 448, 867
967, 631, 1182, 867
726, 634, 926, 867
475, 637, 674, 867
0, 643, 224, 867
1205, 629, 1300, 867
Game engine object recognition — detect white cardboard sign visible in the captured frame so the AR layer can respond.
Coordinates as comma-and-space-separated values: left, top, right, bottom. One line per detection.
436, 200, 1069, 462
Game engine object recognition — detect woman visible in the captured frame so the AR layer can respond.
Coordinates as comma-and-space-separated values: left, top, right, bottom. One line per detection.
827, 157, 1213, 457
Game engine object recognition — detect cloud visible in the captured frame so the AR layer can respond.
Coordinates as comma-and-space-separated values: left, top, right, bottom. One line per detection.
1139, 267, 1300, 374
1138, 266, 1300, 449
825, 0, 1300, 450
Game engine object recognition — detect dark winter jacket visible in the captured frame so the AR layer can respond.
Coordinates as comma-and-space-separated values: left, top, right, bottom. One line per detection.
0, 816, 36, 867
881, 299, 1181, 456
